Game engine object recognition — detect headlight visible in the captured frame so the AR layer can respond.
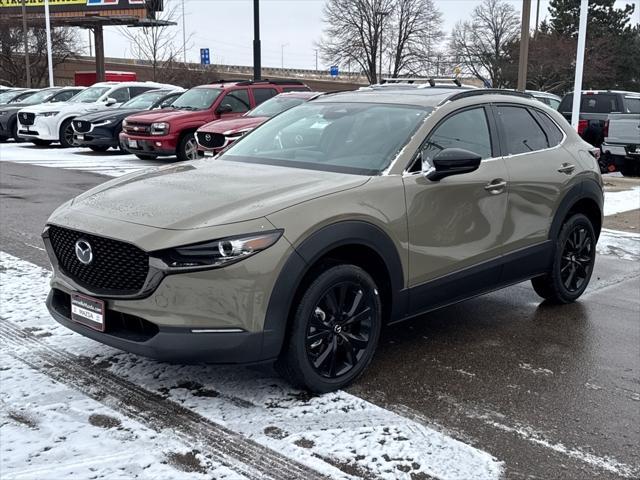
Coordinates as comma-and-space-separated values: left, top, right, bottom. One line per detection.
122, 119, 128, 127
94, 118, 116, 126
155, 230, 283, 271
39, 111, 59, 117
151, 122, 169, 135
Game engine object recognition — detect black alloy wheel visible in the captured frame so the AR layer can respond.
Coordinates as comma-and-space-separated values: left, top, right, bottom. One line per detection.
306, 281, 374, 379
59, 118, 76, 148
560, 225, 594, 293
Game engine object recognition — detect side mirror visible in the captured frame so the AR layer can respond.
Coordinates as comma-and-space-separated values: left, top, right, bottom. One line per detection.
424, 148, 482, 181
104, 97, 117, 107
216, 104, 233, 115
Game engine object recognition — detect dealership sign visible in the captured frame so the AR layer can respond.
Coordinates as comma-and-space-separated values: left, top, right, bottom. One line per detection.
0, 0, 146, 13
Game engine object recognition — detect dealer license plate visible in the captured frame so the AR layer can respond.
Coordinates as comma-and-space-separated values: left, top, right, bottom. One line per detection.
128, 139, 138, 148
71, 293, 105, 332
76, 134, 84, 141
204, 151, 214, 157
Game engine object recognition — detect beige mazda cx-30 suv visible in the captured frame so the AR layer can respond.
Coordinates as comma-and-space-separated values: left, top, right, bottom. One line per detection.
43, 88, 603, 392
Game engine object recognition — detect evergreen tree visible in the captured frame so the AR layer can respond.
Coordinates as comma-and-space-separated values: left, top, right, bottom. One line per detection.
548, 0, 635, 37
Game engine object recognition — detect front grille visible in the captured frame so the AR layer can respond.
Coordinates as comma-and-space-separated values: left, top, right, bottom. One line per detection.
52, 289, 159, 342
197, 131, 225, 149
74, 120, 92, 133
19, 112, 35, 126
48, 225, 149, 295
123, 122, 151, 136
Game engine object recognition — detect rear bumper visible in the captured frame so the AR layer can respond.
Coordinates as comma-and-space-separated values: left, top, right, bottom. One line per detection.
47, 289, 271, 364
120, 132, 179, 157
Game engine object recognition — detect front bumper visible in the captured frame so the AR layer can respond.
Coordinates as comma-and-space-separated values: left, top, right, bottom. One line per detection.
18, 115, 59, 141
47, 289, 266, 363
74, 126, 120, 148
120, 132, 179, 156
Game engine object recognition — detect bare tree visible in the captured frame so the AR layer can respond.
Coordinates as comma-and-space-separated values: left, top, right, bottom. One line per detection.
118, 0, 188, 81
388, 0, 443, 77
450, 0, 520, 88
0, 20, 79, 87
319, 0, 395, 84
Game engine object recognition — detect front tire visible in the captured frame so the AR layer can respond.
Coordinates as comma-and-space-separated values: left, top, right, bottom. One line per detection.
532, 213, 596, 304
276, 264, 382, 393
89, 145, 110, 153
176, 132, 199, 162
59, 118, 76, 148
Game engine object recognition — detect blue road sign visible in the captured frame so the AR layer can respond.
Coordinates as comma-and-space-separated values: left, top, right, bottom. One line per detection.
200, 48, 210, 66
330, 65, 339, 77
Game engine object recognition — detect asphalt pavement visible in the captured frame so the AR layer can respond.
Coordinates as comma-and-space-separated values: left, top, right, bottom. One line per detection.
1, 159, 638, 479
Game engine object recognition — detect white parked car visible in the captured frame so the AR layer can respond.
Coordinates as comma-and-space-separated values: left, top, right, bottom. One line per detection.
17, 81, 175, 147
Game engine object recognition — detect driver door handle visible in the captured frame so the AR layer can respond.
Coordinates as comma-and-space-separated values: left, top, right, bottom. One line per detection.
558, 163, 576, 174
484, 179, 507, 194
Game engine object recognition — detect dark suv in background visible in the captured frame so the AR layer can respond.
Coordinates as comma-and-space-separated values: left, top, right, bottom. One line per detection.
558, 90, 640, 148
120, 79, 310, 161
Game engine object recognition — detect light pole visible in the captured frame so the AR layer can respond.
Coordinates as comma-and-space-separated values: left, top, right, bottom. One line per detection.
181, 0, 187, 64
571, 0, 589, 129
44, 0, 54, 87
253, 0, 261, 81
281, 43, 289, 69
517, 0, 532, 91
21, 0, 31, 88
376, 10, 390, 84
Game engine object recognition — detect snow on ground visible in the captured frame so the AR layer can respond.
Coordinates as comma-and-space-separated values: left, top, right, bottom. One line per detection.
0, 141, 171, 177
598, 229, 640, 261
0, 252, 504, 480
604, 186, 640, 216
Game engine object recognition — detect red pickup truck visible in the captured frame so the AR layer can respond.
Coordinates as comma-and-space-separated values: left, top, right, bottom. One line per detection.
120, 79, 310, 161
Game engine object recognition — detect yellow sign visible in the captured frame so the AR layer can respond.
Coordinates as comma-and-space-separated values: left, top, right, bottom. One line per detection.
0, 0, 86, 6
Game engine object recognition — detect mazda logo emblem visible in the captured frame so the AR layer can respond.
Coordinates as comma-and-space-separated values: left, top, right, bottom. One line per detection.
75, 239, 93, 265
205, 134, 211, 141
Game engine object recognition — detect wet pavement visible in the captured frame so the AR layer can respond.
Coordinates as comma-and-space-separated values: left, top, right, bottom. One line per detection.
1, 160, 639, 479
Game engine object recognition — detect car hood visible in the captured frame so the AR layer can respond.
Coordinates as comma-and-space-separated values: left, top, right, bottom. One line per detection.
125, 108, 202, 124
65, 159, 369, 230
78, 108, 145, 123
199, 116, 268, 134
23, 101, 105, 115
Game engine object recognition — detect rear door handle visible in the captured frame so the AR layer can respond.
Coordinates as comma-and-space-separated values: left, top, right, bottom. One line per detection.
484, 179, 507, 194
558, 163, 576, 174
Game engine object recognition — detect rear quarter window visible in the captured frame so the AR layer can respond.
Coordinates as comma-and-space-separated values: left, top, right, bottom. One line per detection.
623, 97, 640, 113
496, 105, 549, 155
533, 110, 564, 147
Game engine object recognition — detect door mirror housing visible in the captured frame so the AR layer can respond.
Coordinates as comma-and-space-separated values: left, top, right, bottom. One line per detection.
216, 104, 233, 115
424, 148, 482, 181
104, 97, 117, 107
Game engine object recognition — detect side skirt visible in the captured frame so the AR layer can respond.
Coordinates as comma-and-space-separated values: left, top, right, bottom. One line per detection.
393, 241, 554, 325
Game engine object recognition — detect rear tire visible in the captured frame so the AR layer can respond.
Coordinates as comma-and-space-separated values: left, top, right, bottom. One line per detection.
176, 132, 199, 162
10, 120, 21, 142
135, 153, 157, 160
276, 264, 382, 393
31, 139, 52, 147
531, 213, 596, 304
89, 145, 110, 153
59, 118, 76, 148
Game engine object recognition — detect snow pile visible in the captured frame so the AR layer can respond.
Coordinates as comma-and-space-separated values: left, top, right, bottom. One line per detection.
604, 187, 640, 216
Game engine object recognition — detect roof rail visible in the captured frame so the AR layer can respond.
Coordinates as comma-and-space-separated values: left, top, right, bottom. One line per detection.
442, 89, 534, 105
234, 79, 307, 86
382, 77, 462, 87
214, 79, 248, 84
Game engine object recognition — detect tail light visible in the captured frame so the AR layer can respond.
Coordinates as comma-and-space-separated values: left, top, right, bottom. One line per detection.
603, 119, 609, 138
588, 148, 601, 161
577, 119, 588, 136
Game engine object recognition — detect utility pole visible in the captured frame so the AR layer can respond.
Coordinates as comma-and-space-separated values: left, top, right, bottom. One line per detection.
535, 0, 541, 34
376, 10, 390, 84
253, 0, 261, 81
571, 0, 589, 129
181, 0, 187, 64
44, 0, 54, 87
21, 0, 31, 88
517, 0, 532, 91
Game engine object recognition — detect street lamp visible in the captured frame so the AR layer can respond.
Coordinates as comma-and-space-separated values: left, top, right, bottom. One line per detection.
375, 10, 391, 84
281, 43, 289, 69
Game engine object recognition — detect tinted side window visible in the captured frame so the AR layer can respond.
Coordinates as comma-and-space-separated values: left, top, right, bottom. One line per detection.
52, 90, 76, 102
624, 97, 640, 113
110, 88, 130, 103
533, 110, 564, 147
496, 106, 549, 155
159, 93, 180, 108
580, 94, 618, 113
253, 88, 278, 105
221, 89, 250, 113
420, 107, 492, 167
130, 86, 153, 97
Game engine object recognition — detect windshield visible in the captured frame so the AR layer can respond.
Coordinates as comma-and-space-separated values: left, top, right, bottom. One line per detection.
69, 86, 110, 103
0, 90, 24, 103
16, 89, 57, 104
221, 102, 431, 175
171, 88, 221, 110
121, 90, 168, 109
248, 96, 308, 118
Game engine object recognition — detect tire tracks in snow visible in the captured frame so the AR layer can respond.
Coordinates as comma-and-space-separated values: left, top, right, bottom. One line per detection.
0, 319, 332, 480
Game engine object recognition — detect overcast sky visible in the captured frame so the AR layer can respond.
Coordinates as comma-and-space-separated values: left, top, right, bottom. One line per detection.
96, 0, 639, 71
